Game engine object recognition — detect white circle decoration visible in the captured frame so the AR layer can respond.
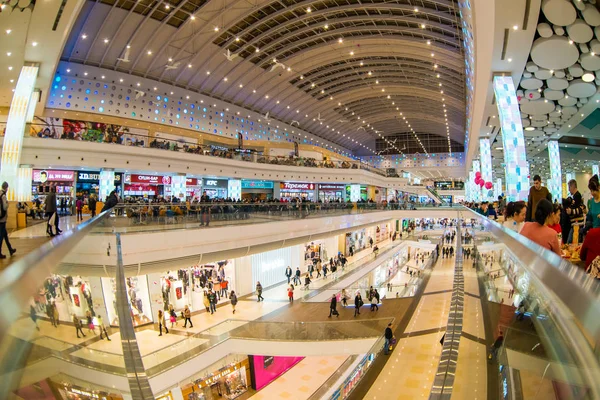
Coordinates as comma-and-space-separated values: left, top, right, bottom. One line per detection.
590, 39, 600, 53
567, 19, 594, 43
581, 97, 588, 104
542, 0, 577, 26
580, 52, 600, 71
520, 77, 544, 89
544, 89, 565, 100
526, 62, 539, 72
582, 72, 596, 82
554, 70, 566, 78
523, 72, 533, 78
561, 105, 578, 115
568, 63, 584, 77
531, 36, 580, 69
525, 89, 542, 100
520, 99, 556, 115
538, 23, 554, 37
549, 110, 562, 117
522, 118, 531, 127
544, 127, 558, 133
535, 69, 553, 79
524, 129, 544, 137
547, 77, 569, 90
584, 4, 600, 26
558, 95, 577, 106
554, 25, 565, 35
566, 79, 597, 97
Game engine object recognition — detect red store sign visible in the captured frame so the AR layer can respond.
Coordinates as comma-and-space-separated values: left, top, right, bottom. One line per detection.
280, 182, 315, 191
33, 170, 74, 183
126, 174, 171, 185
186, 178, 199, 186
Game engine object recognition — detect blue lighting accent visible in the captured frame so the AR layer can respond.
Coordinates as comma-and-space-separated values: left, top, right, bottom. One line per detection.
55, 76, 61, 82
99, 107, 104, 112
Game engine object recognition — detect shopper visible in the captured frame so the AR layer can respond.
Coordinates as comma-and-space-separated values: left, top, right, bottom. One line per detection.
85, 310, 96, 335
200, 190, 211, 226
0, 182, 16, 258
580, 227, 600, 271
76, 196, 83, 222
73, 314, 86, 338
503, 201, 527, 233
181, 305, 193, 328
548, 203, 562, 236
564, 180, 585, 243
202, 291, 210, 312
208, 290, 217, 314
526, 175, 552, 222
30, 305, 40, 331
288, 284, 294, 303
45, 187, 61, 236
328, 294, 339, 317
294, 267, 301, 285
304, 274, 311, 290
97, 315, 111, 340
256, 281, 264, 302
169, 304, 178, 327
101, 190, 119, 212
586, 175, 600, 229
341, 288, 348, 307
285, 266, 292, 284
52, 303, 59, 326
370, 292, 379, 312
354, 292, 363, 317
230, 291, 238, 314
89, 194, 97, 218
158, 309, 168, 336
519, 199, 561, 255
47, 303, 56, 327
384, 323, 394, 355
490, 331, 504, 361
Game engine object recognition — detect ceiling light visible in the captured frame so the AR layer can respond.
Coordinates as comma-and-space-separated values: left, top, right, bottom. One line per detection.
324, 24, 329, 29
306, 7, 312, 12
165, 4, 170, 9
239, 84, 243, 88
582, 72, 595, 82
338, 38, 343, 43
513, 25, 518, 30
168, 58, 173, 62
569, 40, 574, 45
508, 58, 512, 62
255, 48, 260, 53
214, 26, 219, 32
223, 77, 228, 81
66, 69, 70, 72
349, 51, 354, 56
6, 52, 10, 56
32, 42, 38, 47
524, 126, 535, 131
101, 75, 105, 79
104, 38, 109, 43
5, 29, 10, 34
420, 24, 426, 29
191, 15, 196, 20
119, 78, 124, 82
147, 50, 152, 55
8, 66, 13, 71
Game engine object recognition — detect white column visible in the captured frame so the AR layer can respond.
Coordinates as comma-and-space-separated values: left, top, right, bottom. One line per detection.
593, 165, 599, 177
548, 141, 562, 202
228, 179, 241, 200
99, 169, 116, 201
350, 184, 361, 202
171, 175, 187, 200
0, 65, 39, 200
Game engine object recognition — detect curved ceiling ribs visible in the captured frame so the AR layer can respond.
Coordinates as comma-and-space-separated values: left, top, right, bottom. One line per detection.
63, 0, 467, 156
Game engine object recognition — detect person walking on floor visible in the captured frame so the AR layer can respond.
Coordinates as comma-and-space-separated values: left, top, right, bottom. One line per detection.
30, 305, 40, 331
384, 323, 394, 355
285, 266, 292, 284
341, 288, 348, 307
208, 291, 217, 314
53, 303, 59, 326
158, 309, 168, 336
89, 194, 97, 218
256, 281, 264, 302
45, 187, 61, 237
203, 291, 210, 312
0, 182, 16, 258
76, 196, 83, 222
86, 310, 96, 335
304, 274, 311, 290
47, 303, 57, 327
288, 284, 294, 303
230, 291, 238, 314
183, 305, 194, 328
354, 293, 363, 317
329, 294, 339, 317
322, 264, 328, 278
97, 315, 111, 340
169, 304, 178, 327
294, 267, 301, 285
73, 314, 86, 338
370, 293, 379, 311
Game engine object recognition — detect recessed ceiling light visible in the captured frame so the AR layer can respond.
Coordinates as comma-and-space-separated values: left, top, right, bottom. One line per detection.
32, 42, 38, 47
6, 52, 11, 56
338, 38, 343, 43
513, 25, 518, 30
306, 7, 311, 12
508, 58, 512, 62
214, 26, 219, 32
147, 50, 152, 55
191, 15, 196, 20
104, 38, 109, 43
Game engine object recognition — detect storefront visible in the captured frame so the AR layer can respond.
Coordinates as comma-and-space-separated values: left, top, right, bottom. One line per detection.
434, 180, 464, 190
155, 260, 235, 313
32, 274, 97, 323
101, 275, 153, 326
241, 180, 274, 201
440, 195, 453, 204
345, 228, 367, 256
279, 182, 315, 201
182, 358, 251, 400
32, 169, 75, 213
203, 178, 229, 199
317, 184, 345, 202
76, 170, 122, 199
249, 355, 304, 391
330, 352, 378, 400
186, 177, 203, 200
124, 174, 171, 198
43, 380, 124, 400
345, 185, 368, 201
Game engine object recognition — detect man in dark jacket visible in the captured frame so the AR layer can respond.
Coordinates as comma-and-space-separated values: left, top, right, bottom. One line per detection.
384, 323, 394, 354
526, 175, 552, 221
328, 294, 338, 318
565, 179, 585, 243
89, 195, 97, 218
101, 190, 119, 212
45, 187, 60, 236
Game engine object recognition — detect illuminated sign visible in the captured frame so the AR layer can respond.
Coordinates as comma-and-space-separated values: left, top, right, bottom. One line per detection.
318, 184, 345, 191
280, 182, 315, 191
33, 169, 74, 182
126, 174, 171, 185
242, 180, 274, 189
202, 178, 228, 188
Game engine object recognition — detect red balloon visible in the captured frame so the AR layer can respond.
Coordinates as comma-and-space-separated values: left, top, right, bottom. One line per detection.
479, 180, 485, 188
485, 181, 493, 190
475, 171, 482, 178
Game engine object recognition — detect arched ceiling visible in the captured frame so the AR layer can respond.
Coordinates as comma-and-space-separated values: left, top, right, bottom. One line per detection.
62, 0, 466, 155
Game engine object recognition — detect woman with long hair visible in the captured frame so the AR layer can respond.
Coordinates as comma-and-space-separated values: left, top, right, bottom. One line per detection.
519, 198, 561, 255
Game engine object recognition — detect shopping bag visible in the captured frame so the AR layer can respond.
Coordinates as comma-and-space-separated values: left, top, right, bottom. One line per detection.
390, 337, 397, 345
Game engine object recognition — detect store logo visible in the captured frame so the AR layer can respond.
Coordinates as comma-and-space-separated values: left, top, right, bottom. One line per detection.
205, 180, 218, 186
281, 182, 315, 190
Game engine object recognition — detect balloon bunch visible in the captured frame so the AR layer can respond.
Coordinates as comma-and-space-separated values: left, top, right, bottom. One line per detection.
474, 172, 493, 190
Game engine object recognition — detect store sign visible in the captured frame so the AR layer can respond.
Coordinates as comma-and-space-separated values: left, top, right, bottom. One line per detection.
78, 171, 122, 182
186, 177, 199, 186
318, 184, 345, 191
202, 178, 228, 188
280, 182, 315, 191
127, 174, 171, 185
33, 169, 74, 183
242, 180, 274, 189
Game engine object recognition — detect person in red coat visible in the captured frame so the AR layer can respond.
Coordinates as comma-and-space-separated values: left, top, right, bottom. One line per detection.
580, 228, 600, 270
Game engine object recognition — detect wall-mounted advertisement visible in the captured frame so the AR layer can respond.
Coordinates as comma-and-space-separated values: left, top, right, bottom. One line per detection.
249, 356, 304, 391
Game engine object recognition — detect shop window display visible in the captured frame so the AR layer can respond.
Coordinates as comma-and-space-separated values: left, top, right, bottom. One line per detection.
182, 359, 250, 400
345, 229, 367, 256
101, 276, 152, 326
32, 275, 95, 323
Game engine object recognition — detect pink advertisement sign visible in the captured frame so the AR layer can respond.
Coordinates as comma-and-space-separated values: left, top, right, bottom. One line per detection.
250, 355, 304, 391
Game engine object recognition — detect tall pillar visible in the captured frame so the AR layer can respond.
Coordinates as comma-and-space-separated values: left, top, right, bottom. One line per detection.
479, 138, 493, 201
228, 179, 241, 200
493, 76, 530, 201
349, 184, 361, 202
171, 174, 186, 200
495, 178, 503, 200
548, 141, 562, 202
472, 160, 481, 203
0, 65, 39, 200
99, 169, 116, 201
593, 165, 599, 177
